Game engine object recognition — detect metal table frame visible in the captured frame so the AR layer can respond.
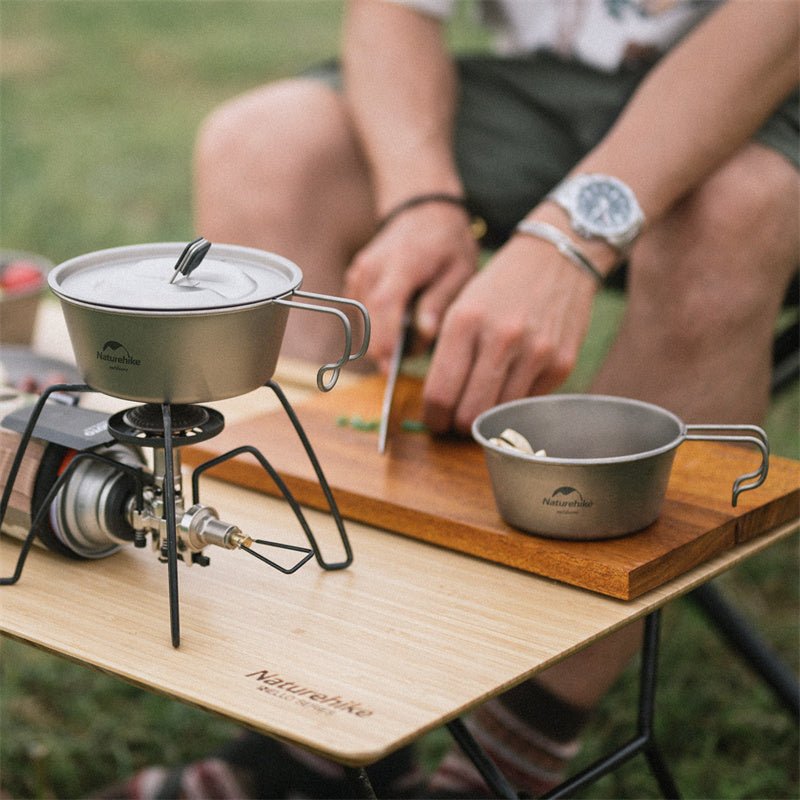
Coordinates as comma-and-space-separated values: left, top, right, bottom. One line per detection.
345, 597, 799, 800
343, 611, 677, 800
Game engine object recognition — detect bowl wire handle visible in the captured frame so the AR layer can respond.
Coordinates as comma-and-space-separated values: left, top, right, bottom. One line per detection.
683, 424, 770, 506
275, 291, 370, 392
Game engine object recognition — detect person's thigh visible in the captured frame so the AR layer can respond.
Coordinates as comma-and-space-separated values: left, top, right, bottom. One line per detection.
451, 53, 799, 248
194, 77, 376, 362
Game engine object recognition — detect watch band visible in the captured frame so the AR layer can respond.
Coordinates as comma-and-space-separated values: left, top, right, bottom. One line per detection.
514, 220, 604, 285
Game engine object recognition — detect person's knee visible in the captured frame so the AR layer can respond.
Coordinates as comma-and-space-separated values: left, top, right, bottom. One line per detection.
195, 78, 348, 202
631, 145, 798, 341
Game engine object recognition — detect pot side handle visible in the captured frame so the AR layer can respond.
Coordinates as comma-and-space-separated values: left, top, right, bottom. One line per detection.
275, 291, 371, 392
683, 424, 770, 506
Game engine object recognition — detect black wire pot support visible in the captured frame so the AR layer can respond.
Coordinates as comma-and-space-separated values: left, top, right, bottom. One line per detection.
190, 379, 353, 572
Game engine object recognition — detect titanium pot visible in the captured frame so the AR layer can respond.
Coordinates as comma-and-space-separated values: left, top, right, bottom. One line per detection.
47, 242, 370, 404
472, 394, 769, 540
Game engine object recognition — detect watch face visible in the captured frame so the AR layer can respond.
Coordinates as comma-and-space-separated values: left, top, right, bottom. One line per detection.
575, 179, 634, 236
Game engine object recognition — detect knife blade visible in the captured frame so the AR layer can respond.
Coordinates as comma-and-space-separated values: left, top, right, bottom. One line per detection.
377, 304, 414, 454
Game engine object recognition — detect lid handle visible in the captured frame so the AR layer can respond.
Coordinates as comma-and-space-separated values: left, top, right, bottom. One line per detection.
169, 237, 211, 284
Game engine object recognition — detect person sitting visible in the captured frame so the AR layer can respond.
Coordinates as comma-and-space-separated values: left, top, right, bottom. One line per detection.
99, 1, 799, 797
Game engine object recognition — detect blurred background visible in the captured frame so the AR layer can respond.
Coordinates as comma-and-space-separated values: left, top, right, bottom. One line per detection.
1, 1, 797, 798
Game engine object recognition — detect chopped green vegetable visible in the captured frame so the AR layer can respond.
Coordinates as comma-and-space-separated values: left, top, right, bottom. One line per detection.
334, 415, 427, 433
401, 419, 428, 432
351, 415, 379, 431
336, 414, 380, 431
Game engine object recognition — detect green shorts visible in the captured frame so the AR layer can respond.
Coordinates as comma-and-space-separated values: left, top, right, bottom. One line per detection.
308, 51, 799, 248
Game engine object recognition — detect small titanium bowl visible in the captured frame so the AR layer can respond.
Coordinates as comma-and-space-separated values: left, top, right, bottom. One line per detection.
472, 394, 769, 540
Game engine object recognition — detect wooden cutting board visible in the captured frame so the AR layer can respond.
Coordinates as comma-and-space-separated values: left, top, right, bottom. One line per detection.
184, 376, 800, 600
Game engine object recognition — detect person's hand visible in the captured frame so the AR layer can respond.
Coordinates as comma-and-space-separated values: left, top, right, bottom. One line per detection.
343, 203, 479, 371
422, 233, 599, 434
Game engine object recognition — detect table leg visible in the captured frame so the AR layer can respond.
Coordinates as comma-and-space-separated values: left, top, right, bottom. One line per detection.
345, 766, 378, 799
638, 611, 681, 800
542, 610, 680, 799
349, 610, 679, 800
434, 611, 679, 799
446, 717, 519, 799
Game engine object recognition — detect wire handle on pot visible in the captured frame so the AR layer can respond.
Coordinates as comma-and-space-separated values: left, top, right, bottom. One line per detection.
684, 424, 770, 506
275, 290, 371, 392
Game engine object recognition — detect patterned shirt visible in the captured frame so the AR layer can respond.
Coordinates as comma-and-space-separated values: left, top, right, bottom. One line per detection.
386, 0, 722, 71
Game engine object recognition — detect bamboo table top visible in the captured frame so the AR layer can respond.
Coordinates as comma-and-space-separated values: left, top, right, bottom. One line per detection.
1, 358, 798, 766
1, 503, 796, 767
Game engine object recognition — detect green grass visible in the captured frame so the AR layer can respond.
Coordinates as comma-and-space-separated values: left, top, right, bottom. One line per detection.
1, 2, 798, 798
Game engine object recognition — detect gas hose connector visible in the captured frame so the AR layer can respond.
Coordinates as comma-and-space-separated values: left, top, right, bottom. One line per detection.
178, 503, 247, 554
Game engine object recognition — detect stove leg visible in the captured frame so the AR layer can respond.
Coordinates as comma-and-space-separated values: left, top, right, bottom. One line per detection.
161, 403, 181, 648
265, 380, 353, 569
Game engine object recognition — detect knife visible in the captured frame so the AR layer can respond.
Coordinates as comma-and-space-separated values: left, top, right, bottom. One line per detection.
377, 303, 414, 454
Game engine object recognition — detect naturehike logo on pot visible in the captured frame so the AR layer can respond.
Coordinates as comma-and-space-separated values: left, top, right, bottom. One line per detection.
542, 486, 593, 512
96, 340, 141, 370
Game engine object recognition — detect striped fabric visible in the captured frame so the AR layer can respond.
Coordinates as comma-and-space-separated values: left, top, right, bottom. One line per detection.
94, 682, 587, 799
427, 680, 589, 798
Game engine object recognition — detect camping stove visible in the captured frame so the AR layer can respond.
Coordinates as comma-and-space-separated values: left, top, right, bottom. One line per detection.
0, 380, 353, 648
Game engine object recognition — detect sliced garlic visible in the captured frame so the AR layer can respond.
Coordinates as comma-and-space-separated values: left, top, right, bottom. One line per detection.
489, 428, 548, 457
498, 427, 534, 454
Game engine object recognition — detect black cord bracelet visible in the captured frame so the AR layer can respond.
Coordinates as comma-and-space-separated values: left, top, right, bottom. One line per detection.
376, 193, 486, 240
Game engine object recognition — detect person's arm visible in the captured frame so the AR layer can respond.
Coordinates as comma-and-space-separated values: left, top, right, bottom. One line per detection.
341, 0, 479, 369
423, 0, 800, 432
575, 0, 800, 225
342, 0, 461, 214
527, 0, 800, 275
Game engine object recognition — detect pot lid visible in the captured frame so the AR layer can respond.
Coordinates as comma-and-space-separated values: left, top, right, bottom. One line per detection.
48, 242, 303, 311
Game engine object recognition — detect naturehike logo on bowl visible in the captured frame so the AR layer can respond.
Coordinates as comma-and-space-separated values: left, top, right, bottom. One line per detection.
542, 486, 593, 510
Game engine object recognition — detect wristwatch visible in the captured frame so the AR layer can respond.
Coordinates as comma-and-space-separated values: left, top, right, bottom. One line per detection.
548, 174, 644, 253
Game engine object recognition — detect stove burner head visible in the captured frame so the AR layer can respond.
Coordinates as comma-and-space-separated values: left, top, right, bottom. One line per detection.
122, 403, 210, 434
108, 404, 224, 448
